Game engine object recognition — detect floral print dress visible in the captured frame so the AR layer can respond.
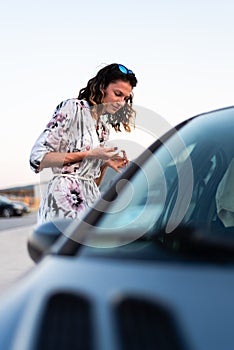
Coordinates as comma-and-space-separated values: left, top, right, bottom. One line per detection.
30, 98, 110, 224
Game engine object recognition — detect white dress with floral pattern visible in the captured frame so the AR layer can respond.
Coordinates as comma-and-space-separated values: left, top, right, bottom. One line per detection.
30, 98, 110, 224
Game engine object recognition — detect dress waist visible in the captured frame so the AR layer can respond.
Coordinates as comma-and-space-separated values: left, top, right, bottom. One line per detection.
53, 173, 95, 181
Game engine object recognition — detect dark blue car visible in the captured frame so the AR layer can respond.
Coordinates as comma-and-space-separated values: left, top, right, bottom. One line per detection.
0, 195, 24, 217
1, 106, 234, 350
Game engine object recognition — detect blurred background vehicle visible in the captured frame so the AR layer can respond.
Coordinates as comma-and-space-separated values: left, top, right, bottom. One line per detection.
12, 200, 30, 214
0, 195, 24, 217
1, 106, 234, 349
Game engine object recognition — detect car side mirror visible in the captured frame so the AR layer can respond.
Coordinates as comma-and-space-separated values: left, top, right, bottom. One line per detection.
27, 219, 72, 263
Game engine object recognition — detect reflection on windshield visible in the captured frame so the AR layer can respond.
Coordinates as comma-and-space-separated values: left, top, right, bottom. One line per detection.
97, 108, 234, 246
97, 129, 194, 240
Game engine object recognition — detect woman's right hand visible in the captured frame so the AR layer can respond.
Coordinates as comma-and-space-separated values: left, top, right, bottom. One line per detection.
87, 147, 119, 160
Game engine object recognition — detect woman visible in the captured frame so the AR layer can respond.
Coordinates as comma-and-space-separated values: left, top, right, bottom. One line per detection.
30, 63, 138, 223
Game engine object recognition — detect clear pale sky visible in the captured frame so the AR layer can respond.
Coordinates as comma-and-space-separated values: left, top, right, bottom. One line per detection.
1, 0, 234, 189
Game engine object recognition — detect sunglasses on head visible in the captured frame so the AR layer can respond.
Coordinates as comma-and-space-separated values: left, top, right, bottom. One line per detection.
118, 64, 134, 75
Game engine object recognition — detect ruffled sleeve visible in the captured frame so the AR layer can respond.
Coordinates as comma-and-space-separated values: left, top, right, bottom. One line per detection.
29, 99, 77, 173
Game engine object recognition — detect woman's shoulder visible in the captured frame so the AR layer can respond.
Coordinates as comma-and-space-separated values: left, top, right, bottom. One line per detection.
51, 99, 90, 122
55, 98, 90, 111
76, 99, 90, 109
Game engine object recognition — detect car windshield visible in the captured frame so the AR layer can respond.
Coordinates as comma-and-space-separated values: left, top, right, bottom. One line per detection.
91, 107, 234, 249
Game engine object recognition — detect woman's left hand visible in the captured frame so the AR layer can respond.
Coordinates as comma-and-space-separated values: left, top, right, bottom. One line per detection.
105, 150, 129, 173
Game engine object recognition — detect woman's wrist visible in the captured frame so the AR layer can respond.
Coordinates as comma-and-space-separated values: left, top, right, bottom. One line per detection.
77, 151, 89, 160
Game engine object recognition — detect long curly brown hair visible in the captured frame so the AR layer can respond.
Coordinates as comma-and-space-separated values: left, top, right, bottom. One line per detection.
78, 63, 138, 132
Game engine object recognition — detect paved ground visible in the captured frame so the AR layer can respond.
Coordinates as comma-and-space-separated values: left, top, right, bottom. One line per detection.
0, 211, 37, 231
0, 224, 36, 293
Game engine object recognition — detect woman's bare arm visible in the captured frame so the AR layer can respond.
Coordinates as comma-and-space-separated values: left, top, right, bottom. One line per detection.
39, 147, 120, 170
39, 151, 88, 169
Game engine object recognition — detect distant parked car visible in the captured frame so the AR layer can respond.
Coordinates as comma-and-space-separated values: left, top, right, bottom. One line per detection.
12, 201, 30, 214
0, 196, 24, 217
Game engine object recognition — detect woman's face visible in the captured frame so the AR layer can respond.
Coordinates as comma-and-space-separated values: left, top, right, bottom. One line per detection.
102, 80, 132, 114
